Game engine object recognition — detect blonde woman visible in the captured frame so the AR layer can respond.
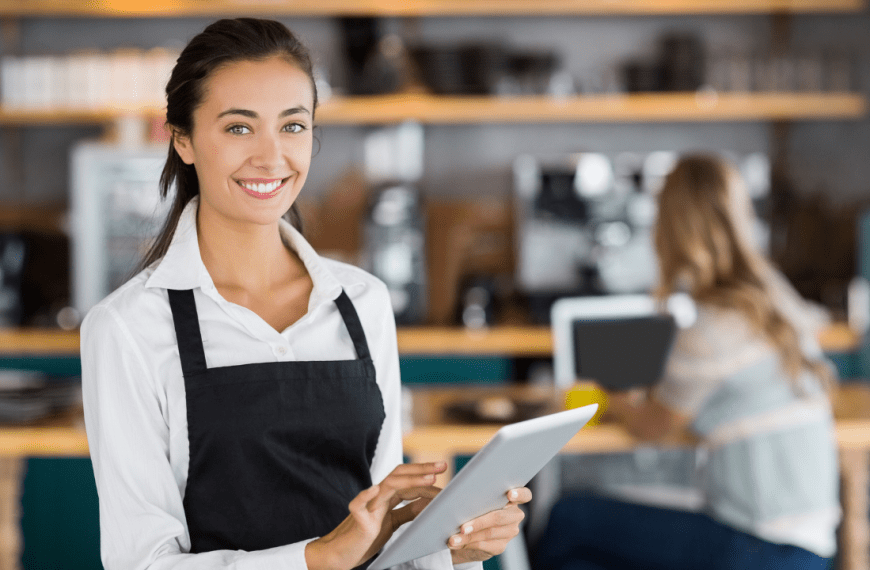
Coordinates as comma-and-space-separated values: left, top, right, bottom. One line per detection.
534, 155, 839, 570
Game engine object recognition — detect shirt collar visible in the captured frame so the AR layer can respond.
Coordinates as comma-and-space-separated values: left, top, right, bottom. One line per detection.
145, 196, 210, 291
145, 196, 362, 312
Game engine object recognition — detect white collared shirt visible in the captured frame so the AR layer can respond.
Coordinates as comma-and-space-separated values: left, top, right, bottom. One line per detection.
81, 196, 466, 570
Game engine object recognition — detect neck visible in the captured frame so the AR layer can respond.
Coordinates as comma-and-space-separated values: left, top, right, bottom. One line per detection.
196, 203, 303, 294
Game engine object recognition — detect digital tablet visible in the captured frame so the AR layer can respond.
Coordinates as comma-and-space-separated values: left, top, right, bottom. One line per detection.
368, 404, 598, 570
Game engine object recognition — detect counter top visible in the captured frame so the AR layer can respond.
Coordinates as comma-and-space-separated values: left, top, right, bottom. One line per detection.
3, 383, 870, 458
0, 322, 860, 357
1, 383, 870, 569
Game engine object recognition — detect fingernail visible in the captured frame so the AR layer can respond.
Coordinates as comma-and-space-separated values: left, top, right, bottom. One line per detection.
463, 525, 473, 534
510, 490, 519, 500
436, 461, 447, 469
427, 474, 436, 483
452, 535, 462, 546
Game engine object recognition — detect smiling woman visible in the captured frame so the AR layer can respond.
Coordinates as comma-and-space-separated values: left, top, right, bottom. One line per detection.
78, 17, 529, 570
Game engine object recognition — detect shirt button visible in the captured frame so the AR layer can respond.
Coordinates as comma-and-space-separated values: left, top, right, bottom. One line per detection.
276, 346, 287, 356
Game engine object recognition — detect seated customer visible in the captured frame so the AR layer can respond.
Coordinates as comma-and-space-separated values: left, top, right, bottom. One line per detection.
534, 154, 839, 570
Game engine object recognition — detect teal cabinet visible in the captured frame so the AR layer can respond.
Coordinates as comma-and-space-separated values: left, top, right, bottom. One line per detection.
400, 356, 512, 385
20, 457, 102, 570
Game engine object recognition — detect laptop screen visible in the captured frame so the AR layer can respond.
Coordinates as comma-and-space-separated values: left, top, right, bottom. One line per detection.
572, 314, 677, 390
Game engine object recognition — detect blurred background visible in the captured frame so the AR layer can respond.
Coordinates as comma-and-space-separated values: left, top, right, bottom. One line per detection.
0, 1, 868, 569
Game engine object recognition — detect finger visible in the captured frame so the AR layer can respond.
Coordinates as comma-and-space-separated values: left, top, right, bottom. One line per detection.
391, 495, 435, 527
452, 520, 520, 548
505, 487, 533, 504
349, 485, 381, 521
459, 505, 525, 536
349, 485, 379, 510
393, 485, 440, 503
451, 539, 512, 557
380, 473, 440, 494
375, 464, 445, 498
448, 528, 513, 553
386, 485, 441, 511
454, 507, 524, 545
386, 462, 448, 478
368, 474, 440, 511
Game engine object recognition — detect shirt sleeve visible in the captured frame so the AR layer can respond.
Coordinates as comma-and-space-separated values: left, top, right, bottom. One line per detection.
366, 287, 483, 570
654, 307, 778, 419
81, 304, 314, 570
653, 313, 734, 418
654, 353, 721, 419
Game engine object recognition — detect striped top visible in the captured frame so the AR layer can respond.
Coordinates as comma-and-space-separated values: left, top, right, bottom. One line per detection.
654, 274, 840, 557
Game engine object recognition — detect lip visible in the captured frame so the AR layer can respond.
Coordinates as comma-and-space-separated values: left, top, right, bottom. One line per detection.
235, 177, 289, 200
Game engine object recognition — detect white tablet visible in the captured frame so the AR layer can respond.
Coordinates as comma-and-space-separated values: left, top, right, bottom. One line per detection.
369, 404, 598, 570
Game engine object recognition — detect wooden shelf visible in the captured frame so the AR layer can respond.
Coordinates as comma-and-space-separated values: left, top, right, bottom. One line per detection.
398, 322, 862, 355
0, 328, 80, 356
820, 322, 864, 353
0, 323, 859, 357
317, 92, 868, 124
0, 205, 67, 234
397, 326, 554, 356
0, 0, 863, 17
0, 93, 865, 126
0, 411, 87, 458
0, 108, 127, 126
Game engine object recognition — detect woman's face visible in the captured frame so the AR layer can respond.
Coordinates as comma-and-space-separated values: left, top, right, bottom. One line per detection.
173, 56, 314, 229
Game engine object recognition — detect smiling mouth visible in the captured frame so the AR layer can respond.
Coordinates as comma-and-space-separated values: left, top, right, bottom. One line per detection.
236, 177, 289, 194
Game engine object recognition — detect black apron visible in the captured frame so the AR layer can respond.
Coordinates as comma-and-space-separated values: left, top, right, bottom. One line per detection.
168, 288, 386, 553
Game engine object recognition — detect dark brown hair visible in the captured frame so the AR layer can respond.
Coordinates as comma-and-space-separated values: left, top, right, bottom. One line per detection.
136, 18, 317, 273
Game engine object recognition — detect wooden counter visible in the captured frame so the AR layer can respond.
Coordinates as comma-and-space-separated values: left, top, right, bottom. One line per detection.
1, 383, 870, 568
0, 410, 868, 568
0, 322, 861, 357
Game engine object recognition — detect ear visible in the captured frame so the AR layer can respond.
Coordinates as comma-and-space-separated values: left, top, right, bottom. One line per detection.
172, 128, 195, 165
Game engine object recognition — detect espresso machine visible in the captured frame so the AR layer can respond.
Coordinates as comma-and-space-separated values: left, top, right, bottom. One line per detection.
360, 121, 428, 325
513, 151, 770, 323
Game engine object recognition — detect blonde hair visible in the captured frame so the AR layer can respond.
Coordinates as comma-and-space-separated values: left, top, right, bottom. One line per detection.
654, 154, 834, 392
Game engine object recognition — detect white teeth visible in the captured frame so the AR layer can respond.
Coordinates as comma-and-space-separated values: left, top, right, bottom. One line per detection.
240, 180, 281, 193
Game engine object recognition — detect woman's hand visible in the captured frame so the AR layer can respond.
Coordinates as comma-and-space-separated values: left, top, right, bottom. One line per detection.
305, 462, 447, 570
603, 388, 691, 442
603, 388, 645, 422
448, 487, 532, 565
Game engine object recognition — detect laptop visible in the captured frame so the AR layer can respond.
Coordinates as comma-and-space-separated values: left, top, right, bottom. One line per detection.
572, 314, 677, 390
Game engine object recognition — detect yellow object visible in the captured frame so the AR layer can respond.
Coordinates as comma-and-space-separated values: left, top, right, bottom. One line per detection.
565, 384, 608, 425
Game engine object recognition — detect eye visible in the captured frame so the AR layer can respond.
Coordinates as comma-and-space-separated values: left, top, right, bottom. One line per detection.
283, 122, 306, 134
227, 124, 251, 135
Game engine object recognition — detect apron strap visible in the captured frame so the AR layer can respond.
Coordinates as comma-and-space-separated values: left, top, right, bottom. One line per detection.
168, 289, 208, 377
333, 289, 372, 361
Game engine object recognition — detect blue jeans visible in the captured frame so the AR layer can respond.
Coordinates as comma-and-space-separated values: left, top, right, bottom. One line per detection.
533, 494, 832, 570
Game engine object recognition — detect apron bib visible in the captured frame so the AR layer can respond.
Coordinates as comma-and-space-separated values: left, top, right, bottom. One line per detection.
168, 288, 385, 553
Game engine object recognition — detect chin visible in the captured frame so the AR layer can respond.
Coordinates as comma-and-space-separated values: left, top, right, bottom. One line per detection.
245, 196, 297, 224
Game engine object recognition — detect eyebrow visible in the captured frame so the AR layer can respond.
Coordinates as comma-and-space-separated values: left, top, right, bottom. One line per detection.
217, 107, 311, 119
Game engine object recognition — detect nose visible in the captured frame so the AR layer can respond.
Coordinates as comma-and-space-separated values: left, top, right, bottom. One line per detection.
251, 131, 284, 172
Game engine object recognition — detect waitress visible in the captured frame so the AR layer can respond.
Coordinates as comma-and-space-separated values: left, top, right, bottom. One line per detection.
81, 18, 530, 570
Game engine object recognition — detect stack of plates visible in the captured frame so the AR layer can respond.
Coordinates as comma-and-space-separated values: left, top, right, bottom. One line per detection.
0, 370, 82, 424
